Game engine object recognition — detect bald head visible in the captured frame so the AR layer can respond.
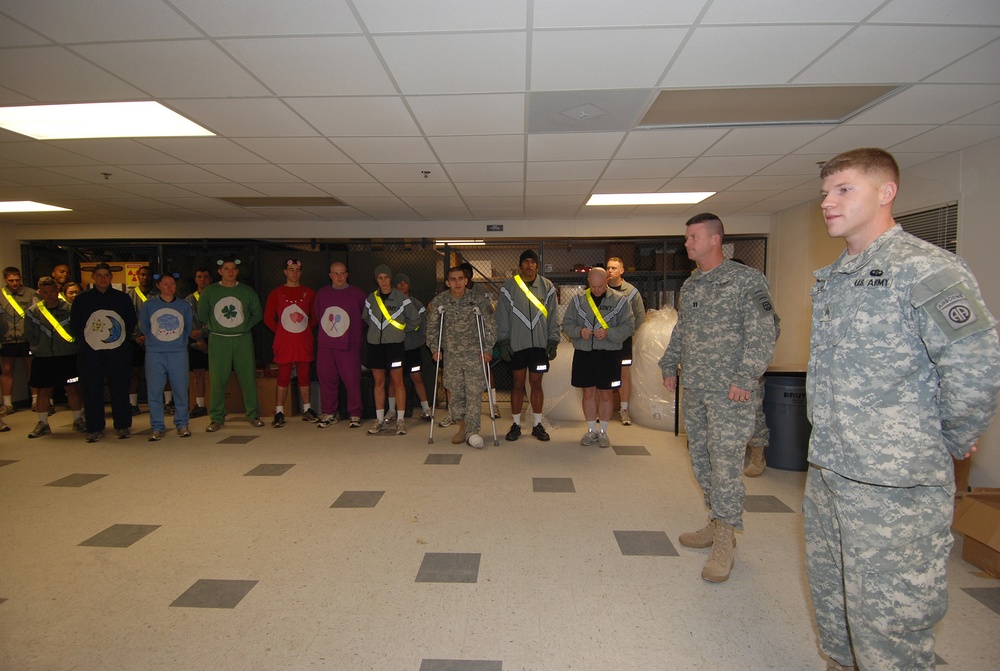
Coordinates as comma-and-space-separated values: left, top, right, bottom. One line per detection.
588, 266, 608, 295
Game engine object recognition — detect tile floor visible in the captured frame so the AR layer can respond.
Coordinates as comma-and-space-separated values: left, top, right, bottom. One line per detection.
1, 407, 998, 670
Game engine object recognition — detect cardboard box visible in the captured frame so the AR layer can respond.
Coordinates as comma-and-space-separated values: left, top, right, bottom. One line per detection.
196, 370, 298, 418
952, 492, 1000, 578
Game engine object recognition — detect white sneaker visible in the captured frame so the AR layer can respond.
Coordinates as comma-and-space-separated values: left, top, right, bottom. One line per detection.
438, 415, 454, 427
316, 413, 338, 428
580, 430, 599, 446
619, 408, 632, 426
367, 420, 386, 435
598, 431, 611, 448
395, 419, 407, 435
467, 433, 485, 449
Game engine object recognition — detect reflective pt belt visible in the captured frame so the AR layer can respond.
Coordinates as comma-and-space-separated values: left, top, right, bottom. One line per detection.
2, 287, 25, 317
375, 293, 405, 330
585, 289, 609, 329
38, 303, 74, 342
514, 275, 548, 318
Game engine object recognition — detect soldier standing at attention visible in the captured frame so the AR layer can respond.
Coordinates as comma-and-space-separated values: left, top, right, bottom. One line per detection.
1, 266, 39, 415
496, 249, 560, 442
659, 213, 777, 583
605, 256, 645, 426
394, 273, 433, 421
805, 148, 1000, 671
426, 266, 496, 448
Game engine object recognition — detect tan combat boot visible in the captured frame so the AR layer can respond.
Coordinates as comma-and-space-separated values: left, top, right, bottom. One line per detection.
451, 420, 466, 444
701, 521, 736, 583
825, 658, 857, 671
679, 519, 736, 549
744, 446, 766, 477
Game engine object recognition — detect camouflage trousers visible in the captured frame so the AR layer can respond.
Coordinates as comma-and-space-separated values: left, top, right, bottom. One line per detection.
443, 357, 487, 436
803, 467, 953, 670
748, 376, 770, 448
681, 387, 755, 529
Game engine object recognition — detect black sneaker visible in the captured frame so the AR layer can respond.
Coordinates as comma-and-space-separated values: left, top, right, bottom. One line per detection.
164, 401, 175, 415
129, 404, 141, 416
301, 408, 320, 423
531, 423, 550, 442
505, 423, 521, 442
271, 411, 285, 428
189, 405, 208, 418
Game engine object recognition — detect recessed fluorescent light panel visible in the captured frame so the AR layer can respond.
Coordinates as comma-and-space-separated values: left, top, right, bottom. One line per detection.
0, 101, 215, 140
0, 201, 71, 213
586, 192, 715, 206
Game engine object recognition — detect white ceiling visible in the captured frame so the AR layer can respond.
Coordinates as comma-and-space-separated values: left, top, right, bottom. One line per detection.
0, 0, 998, 231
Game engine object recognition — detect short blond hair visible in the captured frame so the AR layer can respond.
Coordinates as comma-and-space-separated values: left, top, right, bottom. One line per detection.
820, 147, 899, 185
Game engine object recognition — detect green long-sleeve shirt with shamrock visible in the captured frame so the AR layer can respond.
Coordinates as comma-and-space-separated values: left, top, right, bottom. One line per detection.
197, 282, 262, 336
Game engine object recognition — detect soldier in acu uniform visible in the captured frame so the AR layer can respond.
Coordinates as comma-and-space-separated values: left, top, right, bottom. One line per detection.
805, 148, 1000, 671
659, 213, 777, 584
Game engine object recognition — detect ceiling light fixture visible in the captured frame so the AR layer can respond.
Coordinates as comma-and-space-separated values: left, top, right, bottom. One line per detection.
0, 101, 215, 140
0, 201, 71, 213
586, 192, 715, 206
435, 239, 485, 247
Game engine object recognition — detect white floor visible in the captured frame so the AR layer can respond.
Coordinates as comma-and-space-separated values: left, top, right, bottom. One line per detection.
1, 406, 997, 671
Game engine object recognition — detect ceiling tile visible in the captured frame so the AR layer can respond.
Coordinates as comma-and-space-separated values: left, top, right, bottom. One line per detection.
531, 28, 687, 90
170, 0, 361, 36
47, 139, 184, 165
663, 25, 853, 87
593, 178, 670, 193
168, 99, 320, 137
385, 182, 459, 197
72, 41, 273, 97
234, 138, 352, 164
705, 126, 831, 156
120, 164, 231, 183
754, 154, 834, 177
430, 136, 525, 163
218, 37, 396, 96
869, 0, 1000, 24
287, 97, 420, 136
617, 128, 728, 159
1, 0, 201, 42
456, 182, 524, 197
526, 180, 595, 196
376, 33, 526, 94
43, 166, 158, 184
140, 138, 266, 164
335, 137, 437, 164
202, 164, 301, 182
0, 15, 52, 47
444, 162, 524, 182
363, 164, 447, 183
0, 47, 145, 101
0, 167, 85, 186
796, 124, 937, 155
533, 0, 707, 28
888, 125, 1000, 153
315, 182, 394, 197
727, 175, 814, 191
677, 155, 782, 178
602, 157, 692, 180
848, 84, 1000, 124
408, 94, 526, 135
701, 0, 883, 23
279, 164, 375, 182
526, 160, 608, 181
926, 40, 1000, 85
0, 142, 103, 167
796, 26, 1000, 83
527, 133, 624, 161
954, 101, 1000, 125
354, 0, 526, 32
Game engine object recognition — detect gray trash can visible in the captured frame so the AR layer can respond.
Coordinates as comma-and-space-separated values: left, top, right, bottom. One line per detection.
762, 372, 811, 471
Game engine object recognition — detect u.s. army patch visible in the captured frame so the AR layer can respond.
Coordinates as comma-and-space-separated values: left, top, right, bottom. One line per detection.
936, 292, 977, 330
751, 288, 774, 315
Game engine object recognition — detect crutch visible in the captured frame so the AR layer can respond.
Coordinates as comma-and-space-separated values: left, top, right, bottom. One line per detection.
473, 306, 500, 446
428, 304, 445, 444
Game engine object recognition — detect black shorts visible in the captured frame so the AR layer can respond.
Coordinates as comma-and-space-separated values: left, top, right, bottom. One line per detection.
510, 346, 549, 374
571, 349, 621, 390
620, 336, 633, 366
188, 346, 208, 371
366, 342, 406, 371
28, 355, 79, 388
404, 346, 423, 374
1, 341, 30, 358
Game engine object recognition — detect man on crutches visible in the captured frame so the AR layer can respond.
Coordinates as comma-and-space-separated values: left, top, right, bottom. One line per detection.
426, 267, 496, 449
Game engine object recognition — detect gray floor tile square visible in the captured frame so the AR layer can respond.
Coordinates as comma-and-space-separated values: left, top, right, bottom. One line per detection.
331, 490, 385, 508
962, 587, 1000, 616
45, 473, 108, 488
169, 579, 258, 609
935, 653, 947, 665
533, 477, 575, 493
0, 598, 6, 605
217, 435, 259, 445
420, 661, 502, 671
244, 463, 295, 476
425, 453, 462, 465
744, 494, 794, 513
415, 553, 481, 583
0, 460, 18, 468
614, 530, 679, 556
612, 444, 650, 456
79, 524, 161, 548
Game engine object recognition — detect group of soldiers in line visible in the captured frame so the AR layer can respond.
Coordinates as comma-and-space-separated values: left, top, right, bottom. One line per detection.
4, 146, 1000, 670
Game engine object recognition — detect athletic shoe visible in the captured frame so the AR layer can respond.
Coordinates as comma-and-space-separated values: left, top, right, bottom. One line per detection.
0, 418, 9, 432
86, 431, 102, 443
129, 404, 141, 416
0, 404, 13, 416
349, 416, 362, 428
491, 407, 501, 420
28, 421, 51, 439
598, 431, 611, 449
301, 408, 320, 423
419, 408, 433, 422
248, 417, 265, 428
72, 417, 87, 433
116, 427, 131, 439
438, 415, 454, 427
619, 408, 632, 426
164, 401, 175, 415
271, 412, 285, 428
396, 419, 407, 435
205, 422, 223, 432
189, 405, 208, 418
148, 430, 164, 442
48, 404, 56, 416
580, 430, 599, 446
505, 423, 521, 441
316, 413, 337, 428
177, 426, 191, 438
367, 420, 386, 435
467, 433, 485, 449
531, 423, 550, 442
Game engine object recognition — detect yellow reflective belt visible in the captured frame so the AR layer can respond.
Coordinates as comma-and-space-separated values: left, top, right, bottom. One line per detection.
374, 293, 405, 330
194, 291, 200, 301
38, 303, 74, 342
134, 287, 147, 303
2, 287, 25, 317
585, 289, 609, 329
514, 275, 548, 319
